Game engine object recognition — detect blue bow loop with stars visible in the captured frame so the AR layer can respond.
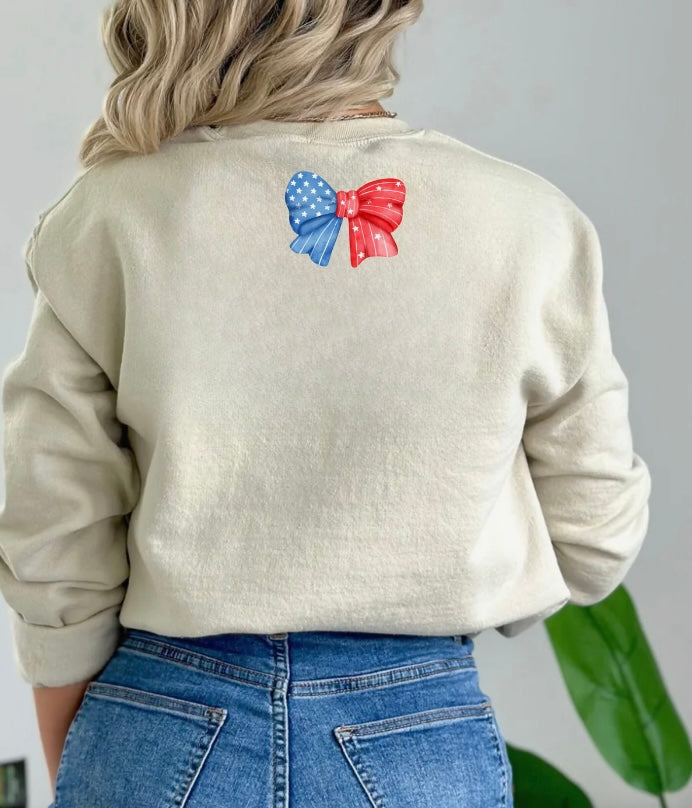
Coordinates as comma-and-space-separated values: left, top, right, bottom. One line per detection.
284, 171, 343, 267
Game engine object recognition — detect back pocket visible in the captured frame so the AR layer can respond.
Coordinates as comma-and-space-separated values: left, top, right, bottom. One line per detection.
333, 701, 510, 807
53, 681, 227, 808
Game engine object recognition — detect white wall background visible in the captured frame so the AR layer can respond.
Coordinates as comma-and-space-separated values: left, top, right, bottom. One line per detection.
1, 2, 690, 806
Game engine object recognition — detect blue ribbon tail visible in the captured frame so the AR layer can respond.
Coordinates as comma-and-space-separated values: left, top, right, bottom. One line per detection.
290, 215, 343, 267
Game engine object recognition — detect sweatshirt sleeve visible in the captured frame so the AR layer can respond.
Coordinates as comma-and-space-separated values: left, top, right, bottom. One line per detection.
521, 205, 652, 607
0, 221, 141, 687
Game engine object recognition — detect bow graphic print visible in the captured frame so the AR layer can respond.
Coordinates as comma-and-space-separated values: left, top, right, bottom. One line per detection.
285, 171, 406, 267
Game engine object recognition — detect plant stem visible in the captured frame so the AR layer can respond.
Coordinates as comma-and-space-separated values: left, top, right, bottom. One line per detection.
659, 794, 668, 807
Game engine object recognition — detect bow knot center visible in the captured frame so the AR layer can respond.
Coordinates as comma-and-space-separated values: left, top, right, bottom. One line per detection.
336, 189, 359, 218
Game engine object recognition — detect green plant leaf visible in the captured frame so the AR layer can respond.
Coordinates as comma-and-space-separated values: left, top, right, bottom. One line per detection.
545, 584, 692, 794
506, 744, 593, 806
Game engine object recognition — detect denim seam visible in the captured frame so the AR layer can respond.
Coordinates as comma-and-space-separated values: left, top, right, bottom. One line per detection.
170, 722, 222, 807
178, 716, 226, 807
85, 681, 227, 720
290, 657, 476, 696
270, 638, 289, 808
334, 702, 492, 737
336, 735, 386, 808
120, 638, 280, 690
488, 712, 510, 807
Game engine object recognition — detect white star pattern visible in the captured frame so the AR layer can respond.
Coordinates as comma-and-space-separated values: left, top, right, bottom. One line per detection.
298, 173, 303, 178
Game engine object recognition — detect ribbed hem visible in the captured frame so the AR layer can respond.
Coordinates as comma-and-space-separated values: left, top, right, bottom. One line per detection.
9, 606, 124, 687
173, 114, 422, 145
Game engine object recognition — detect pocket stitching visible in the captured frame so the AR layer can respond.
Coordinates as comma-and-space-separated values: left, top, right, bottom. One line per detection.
53, 684, 227, 808
178, 714, 226, 807
487, 710, 511, 807
334, 700, 492, 739
85, 681, 227, 723
333, 705, 503, 808
334, 731, 386, 808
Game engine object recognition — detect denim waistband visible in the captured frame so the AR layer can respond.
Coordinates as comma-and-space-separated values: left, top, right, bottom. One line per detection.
120, 628, 474, 682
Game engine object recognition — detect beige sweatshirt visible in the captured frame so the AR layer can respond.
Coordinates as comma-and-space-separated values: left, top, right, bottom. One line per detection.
0, 115, 651, 687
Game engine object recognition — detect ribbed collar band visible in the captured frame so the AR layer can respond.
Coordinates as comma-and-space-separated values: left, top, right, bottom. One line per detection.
172, 115, 421, 144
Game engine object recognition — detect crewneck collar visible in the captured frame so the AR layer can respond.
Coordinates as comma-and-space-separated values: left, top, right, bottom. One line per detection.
172, 115, 422, 144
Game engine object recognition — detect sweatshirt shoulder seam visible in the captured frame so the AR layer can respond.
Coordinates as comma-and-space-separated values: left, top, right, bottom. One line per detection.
28, 166, 97, 281
424, 129, 590, 216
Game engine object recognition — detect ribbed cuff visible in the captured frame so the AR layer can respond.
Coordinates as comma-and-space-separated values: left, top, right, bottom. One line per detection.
9, 607, 124, 687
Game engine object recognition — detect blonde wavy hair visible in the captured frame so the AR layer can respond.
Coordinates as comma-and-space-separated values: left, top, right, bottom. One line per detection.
79, 0, 424, 169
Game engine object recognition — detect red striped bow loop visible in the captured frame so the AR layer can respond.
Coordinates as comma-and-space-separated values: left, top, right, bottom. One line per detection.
335, 178, 406, 267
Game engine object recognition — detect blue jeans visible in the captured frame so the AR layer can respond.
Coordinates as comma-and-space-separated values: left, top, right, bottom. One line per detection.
50, 628, 514, 807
